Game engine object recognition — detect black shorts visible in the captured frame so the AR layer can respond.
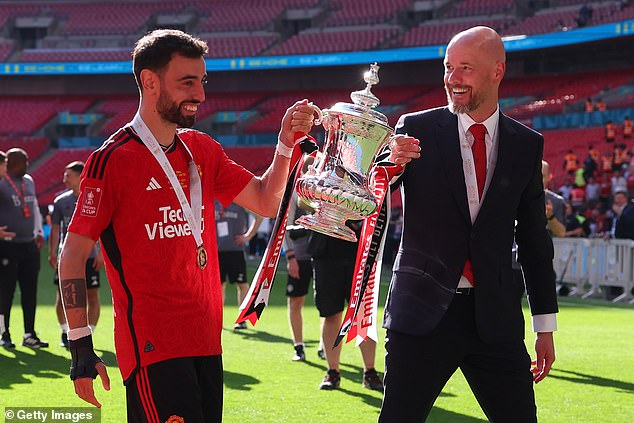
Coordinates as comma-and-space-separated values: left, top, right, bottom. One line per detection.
53, 258, 100, 289
313, 257, 355, 318
126, 355, 223, 423
218, 251, 247, 284
286, 259, 313, 297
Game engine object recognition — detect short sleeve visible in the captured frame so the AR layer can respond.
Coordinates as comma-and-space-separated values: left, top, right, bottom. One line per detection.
68, 150, 117, 241
205, 136, 254, 207
51, 199, 63, 225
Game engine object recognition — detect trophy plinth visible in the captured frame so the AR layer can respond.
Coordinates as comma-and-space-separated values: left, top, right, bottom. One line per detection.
295, 63, 393, 242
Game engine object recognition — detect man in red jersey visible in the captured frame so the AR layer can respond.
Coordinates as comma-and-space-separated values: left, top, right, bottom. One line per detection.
58, 29, 315, 423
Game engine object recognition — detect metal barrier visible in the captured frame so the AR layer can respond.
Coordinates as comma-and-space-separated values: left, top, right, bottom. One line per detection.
552, 238, 634, 303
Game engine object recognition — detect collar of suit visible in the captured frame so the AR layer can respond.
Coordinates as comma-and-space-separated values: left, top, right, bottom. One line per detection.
437, 106, 517, 228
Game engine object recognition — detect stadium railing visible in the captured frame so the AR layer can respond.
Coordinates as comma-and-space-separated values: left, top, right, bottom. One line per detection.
553, 237, 634, 303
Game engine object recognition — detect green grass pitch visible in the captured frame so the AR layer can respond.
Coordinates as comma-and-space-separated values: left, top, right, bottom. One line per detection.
1, 246, 633, 422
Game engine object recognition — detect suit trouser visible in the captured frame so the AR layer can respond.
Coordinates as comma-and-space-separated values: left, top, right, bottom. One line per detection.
379, 293, 537, 423
0, 240, 41, 335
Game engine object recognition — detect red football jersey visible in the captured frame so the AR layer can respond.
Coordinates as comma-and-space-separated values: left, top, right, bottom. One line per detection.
69, 126, 253, 381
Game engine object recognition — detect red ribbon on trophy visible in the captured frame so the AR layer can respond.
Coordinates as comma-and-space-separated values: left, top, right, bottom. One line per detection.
236, 133, 318, 326
335, 152, 404, 347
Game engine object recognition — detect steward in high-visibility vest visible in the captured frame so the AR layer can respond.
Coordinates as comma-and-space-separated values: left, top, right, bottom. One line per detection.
602, 154, 613, 172
624, 116, 632, 139
596, 99, 606, 112
585, 98, 594, 113
606, 121, 616, 142
613, 145, 629, 171
563, 151, 578, 174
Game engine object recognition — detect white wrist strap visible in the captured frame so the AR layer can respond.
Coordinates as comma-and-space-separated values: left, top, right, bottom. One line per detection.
276, 141, 293, 158
68, 326, 93, 341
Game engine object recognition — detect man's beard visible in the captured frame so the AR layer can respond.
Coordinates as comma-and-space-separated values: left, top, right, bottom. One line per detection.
157, 92, 197, 128
445, 85, 485, 115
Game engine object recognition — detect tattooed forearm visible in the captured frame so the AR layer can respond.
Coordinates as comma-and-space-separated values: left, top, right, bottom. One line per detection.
60, 279, 87, 309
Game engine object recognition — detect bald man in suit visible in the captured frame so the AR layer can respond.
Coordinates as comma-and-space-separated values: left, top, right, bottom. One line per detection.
380, 26, 558, 422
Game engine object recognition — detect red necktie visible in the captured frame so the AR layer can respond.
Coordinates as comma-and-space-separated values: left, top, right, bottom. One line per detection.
462, 123, 488, 287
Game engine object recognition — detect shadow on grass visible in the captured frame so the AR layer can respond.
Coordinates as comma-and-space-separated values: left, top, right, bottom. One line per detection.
95, 349, 117, 367
223, 327, 292, 345
549, 368, 634, 393
0, 348, 69, 389
428, 408, 487, 422
224, 370, 260, 391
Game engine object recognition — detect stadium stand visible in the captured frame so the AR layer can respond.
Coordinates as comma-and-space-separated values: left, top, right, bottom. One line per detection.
224, 145, 276, 176
19, 48, 131, 62
324, 0, 411, 27
0, 40, 15, 62
0, 137, 49, 162
202, 33, 279, 58
53, 2, 184, 36
30, 148, 94, 205
1, 0, 633, 217
444, 0, 515, 19
0, 96, 95, 136
265, 26, 399, 55
1, 0, 633, 61
396, 18, 515, 47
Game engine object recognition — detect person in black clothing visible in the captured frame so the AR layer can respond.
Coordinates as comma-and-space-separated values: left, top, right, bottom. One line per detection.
309, 222, 384, 391
614, 191, 634, 239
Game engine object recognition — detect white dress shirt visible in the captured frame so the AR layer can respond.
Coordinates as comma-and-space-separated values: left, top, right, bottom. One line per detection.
456, 106, 557, 333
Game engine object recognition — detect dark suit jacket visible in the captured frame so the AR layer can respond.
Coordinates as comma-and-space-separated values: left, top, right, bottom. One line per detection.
615, 202, 634, 239
383, 107, 558, 343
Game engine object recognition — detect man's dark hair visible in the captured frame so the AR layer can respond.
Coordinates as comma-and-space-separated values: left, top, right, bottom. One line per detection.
6, 147, 28, 163
0, 151, 6, 164
132, 29, 208, 91
614, 189, 629, 198
66, 160, 85, 174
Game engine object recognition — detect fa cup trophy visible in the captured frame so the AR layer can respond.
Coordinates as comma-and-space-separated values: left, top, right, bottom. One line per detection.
295, 63, 393, 242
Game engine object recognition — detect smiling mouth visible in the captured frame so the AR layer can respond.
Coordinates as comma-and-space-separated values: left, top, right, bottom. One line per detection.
182, 103, 199, 113
450, 86, 469, 96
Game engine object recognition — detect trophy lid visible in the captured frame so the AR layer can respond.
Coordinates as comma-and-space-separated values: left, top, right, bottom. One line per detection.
326, 63, 390, 128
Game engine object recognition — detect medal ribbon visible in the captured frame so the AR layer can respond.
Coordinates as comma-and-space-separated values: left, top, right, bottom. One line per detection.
236, 133, 318, 326
5, 175, 31, 217
131, 115, 204, 256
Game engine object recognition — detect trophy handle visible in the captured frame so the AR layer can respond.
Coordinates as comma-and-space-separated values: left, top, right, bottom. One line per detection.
308, 102, 323, 126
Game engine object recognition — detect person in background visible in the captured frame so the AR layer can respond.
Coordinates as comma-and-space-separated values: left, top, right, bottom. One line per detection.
585, 176, 601, 206
614, 190, 634, 239
565, 202, 586, 237
611, 169, 627, 195
0, 148, 47, 349
49, 161, 104, 348
570, 184, 586, 209
563, 149, 578, 175
558, 178, 573, 201
309, 226, 384, 392
583, 147, 598, 181
283, 192, 314, 361
605, 120, 616, 143
542, 161, 566, 237
0, 151, 16, 240
215, 199, 262, 331
623, 116, 632, 139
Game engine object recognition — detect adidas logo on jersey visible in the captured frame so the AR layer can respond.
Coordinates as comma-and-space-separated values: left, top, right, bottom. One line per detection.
146, 177, 162, 191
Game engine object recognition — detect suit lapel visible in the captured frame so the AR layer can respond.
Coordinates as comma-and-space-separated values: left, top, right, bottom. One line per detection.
474, 113, 516, 228
436, 109, 471, 225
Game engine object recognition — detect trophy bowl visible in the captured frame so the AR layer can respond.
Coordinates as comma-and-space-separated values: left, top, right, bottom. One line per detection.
295, 63, 393, 242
